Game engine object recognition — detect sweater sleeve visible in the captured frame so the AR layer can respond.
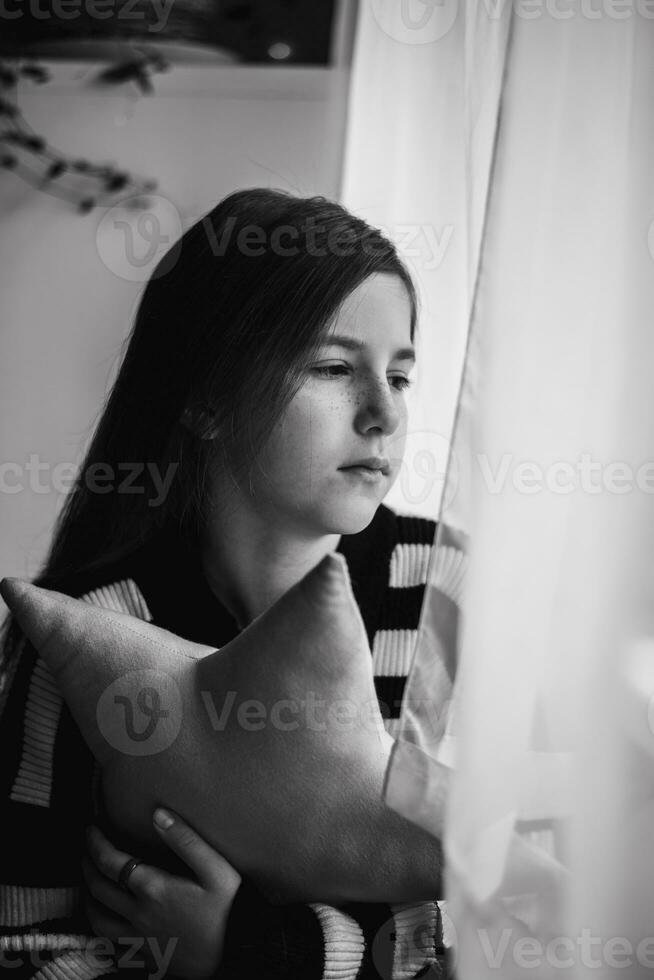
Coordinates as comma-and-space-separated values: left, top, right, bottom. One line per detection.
219, 879, 446, 980
0, 625, 146, 980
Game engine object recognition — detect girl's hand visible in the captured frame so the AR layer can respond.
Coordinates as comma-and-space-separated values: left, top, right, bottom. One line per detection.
82, 808, 242, 980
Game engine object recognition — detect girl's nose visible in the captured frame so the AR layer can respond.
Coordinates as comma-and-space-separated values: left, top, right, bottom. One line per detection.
354, 379, 402, 437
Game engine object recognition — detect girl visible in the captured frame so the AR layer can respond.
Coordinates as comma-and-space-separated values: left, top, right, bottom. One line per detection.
0, 189, 445, 979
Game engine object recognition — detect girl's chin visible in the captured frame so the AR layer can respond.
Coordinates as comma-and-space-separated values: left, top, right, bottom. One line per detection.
317, 498, 382, 536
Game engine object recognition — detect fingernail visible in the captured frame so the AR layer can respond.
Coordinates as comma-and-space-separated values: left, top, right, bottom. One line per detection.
153, 807, 174, 830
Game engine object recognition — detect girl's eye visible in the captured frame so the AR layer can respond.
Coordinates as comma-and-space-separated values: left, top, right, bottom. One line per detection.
312, 364, 351, 379
389, 375, 412, 392
311, 365, 413, 391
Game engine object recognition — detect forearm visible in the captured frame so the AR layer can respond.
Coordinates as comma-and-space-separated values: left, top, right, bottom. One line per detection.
219, 879, 446, 980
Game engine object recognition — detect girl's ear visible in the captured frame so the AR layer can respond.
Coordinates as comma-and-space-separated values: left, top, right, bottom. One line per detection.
180, 405, 220, 441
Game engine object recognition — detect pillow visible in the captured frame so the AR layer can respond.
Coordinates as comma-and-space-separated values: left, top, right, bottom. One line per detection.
0, 555, 442, 905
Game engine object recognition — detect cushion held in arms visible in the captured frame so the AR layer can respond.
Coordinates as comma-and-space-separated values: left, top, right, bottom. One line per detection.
0, 554, 442, 905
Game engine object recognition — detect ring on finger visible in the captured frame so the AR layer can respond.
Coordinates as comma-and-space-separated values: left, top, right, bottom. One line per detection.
117, 857, 143, 893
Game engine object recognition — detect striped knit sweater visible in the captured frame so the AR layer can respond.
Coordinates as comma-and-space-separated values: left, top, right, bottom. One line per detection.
0, 504, 446, 980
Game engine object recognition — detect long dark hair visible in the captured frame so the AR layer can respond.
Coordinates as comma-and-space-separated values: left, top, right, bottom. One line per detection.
1, 187, 417, 673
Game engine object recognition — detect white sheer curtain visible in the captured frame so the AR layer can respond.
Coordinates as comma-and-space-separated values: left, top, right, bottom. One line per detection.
340, 0, 473, 522
342, 3, 654, 978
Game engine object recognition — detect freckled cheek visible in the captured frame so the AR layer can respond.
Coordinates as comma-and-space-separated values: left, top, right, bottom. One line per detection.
293, 390, 351, 429
277, 396, 350, 478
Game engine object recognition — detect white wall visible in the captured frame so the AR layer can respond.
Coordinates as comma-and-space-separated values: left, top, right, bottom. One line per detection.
0, 62, 350, 601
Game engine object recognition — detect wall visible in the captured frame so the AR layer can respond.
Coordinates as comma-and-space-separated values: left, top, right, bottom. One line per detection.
0, 61, 350, 604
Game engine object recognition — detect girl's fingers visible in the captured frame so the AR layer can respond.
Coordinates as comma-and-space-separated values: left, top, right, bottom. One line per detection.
152, 808, 241, 893
81, 854, 135, 922
85, 825, 154, 901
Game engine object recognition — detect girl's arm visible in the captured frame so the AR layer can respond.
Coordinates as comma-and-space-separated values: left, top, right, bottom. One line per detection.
221, 879, 446, 980
0, 632, 148, 980
85, 810, 445, 980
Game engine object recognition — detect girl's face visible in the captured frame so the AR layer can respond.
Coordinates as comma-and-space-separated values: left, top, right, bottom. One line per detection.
244, 272, 415, 536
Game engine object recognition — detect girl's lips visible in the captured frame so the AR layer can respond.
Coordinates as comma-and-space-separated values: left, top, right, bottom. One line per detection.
339, 456, 391, 476
340, 466, 385, 483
